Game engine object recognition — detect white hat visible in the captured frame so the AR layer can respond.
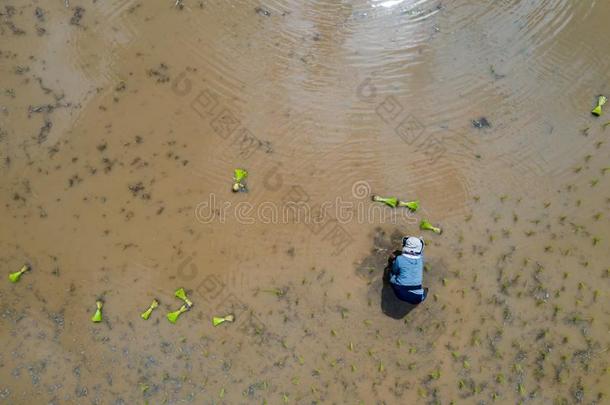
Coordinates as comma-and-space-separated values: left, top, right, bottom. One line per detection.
402, 236, 423, 255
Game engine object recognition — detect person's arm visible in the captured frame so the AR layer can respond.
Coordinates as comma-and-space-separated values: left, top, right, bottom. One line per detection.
391, 255, 400, 275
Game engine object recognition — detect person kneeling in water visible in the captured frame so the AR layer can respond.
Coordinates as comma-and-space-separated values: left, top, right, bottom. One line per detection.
388, 236, 428, 304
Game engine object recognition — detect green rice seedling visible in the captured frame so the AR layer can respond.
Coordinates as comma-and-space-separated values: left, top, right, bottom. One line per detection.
378, 361, 384, 372
592, 95, 607, 116
397, 200, 419, 211
592, 237, 601, 246
174, 288, 193, 308
8, 264, 30, 283
429, 369, 441, 380
348, 341, 354, 351
371, 195, 398, 208
167, 304, 189, 324
232, 168, 248, 192
471, 330, 481, 347
91, 300, 103, 323
212, 314, 235, 326
420, 220, 442, 234
261, 287, 286, 297
141, 299, 159, 320
590, 179, 599, 187
602, 167, 610, 174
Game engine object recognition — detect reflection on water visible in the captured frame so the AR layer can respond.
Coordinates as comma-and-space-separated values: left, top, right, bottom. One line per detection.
1, 0, 609, 403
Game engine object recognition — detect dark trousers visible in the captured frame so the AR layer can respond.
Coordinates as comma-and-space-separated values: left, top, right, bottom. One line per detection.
390, 283, 428, 305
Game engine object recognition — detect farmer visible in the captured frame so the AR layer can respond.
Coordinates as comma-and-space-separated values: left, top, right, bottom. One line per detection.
388, 236, 428, 304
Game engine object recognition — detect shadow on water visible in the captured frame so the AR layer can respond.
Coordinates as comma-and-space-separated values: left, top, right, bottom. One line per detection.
356, 228, 418, 320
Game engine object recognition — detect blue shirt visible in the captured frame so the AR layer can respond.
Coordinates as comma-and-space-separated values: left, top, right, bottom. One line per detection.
390, 253, 424, 294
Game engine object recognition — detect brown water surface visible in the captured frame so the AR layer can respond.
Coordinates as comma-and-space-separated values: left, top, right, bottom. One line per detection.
1, 0, 609, 404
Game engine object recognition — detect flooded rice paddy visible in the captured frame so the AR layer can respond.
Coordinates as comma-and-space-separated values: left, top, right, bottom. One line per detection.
1, 0, 609, 404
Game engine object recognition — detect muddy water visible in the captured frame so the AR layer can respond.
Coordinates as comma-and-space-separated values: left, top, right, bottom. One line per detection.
1, 0, 609, 403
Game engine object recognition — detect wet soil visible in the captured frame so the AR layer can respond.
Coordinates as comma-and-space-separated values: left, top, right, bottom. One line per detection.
1, 1, 609, 404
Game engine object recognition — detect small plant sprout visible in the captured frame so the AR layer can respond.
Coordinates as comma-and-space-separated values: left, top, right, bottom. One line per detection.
397, 200, 419, 212
8, 264, 30, 283
232, 168, 248, 192
420, 219, 442, 234
141, 299, 159, 320
371, 195, 398, 208
260, 287, 286, 297
167, 304, 189, 324
174, 288, 193, 308
91, 300, 103, 323
212, 314, 235, 326
592, 95, 607, 116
